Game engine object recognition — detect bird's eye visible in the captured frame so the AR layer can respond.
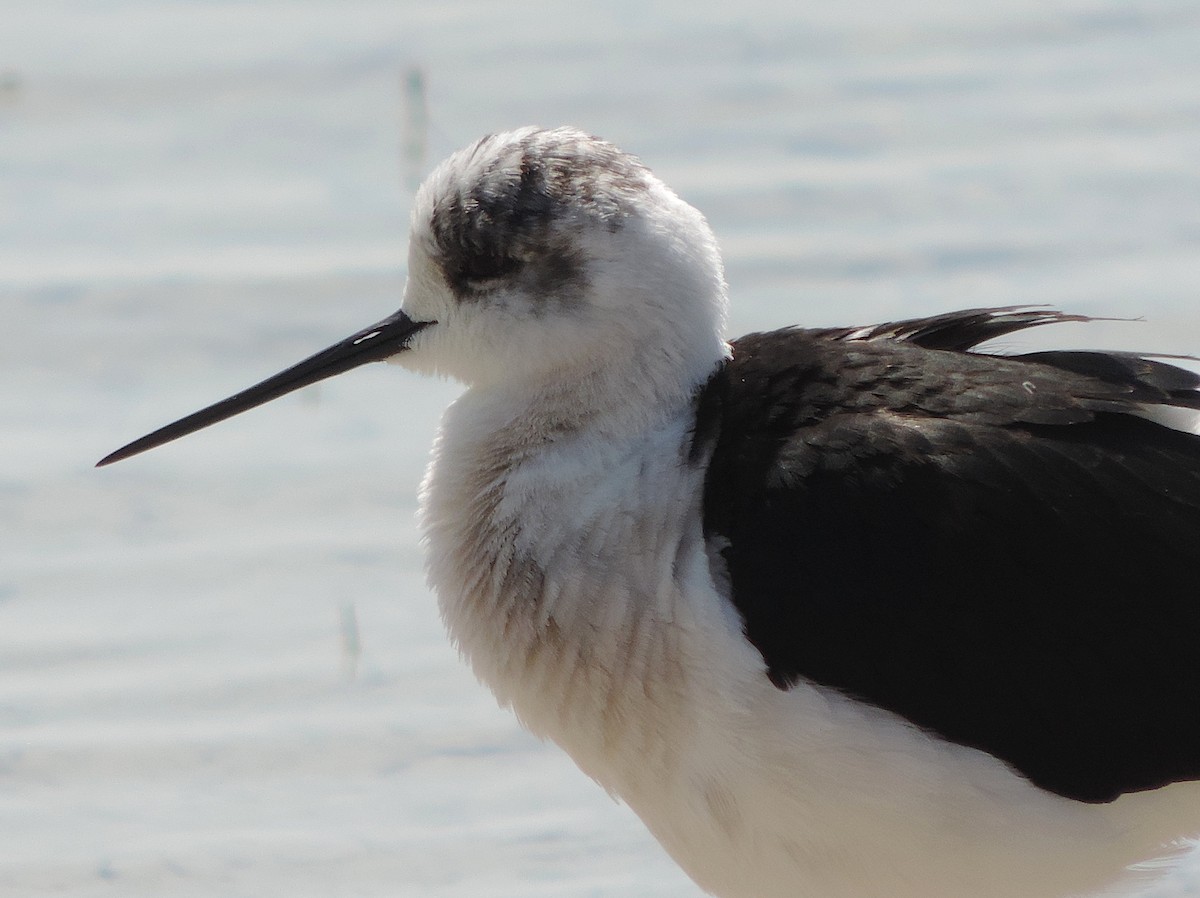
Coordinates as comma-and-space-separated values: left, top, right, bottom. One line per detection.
460, 252, 522, 286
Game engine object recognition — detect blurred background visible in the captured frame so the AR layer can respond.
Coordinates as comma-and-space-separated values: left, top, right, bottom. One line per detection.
2, 2, 1199, 896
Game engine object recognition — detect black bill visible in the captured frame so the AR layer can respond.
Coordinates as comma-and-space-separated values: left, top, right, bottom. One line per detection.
96, 309, 432, 467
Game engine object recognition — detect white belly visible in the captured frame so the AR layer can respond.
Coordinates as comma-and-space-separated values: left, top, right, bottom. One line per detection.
612, 663, 1200, 898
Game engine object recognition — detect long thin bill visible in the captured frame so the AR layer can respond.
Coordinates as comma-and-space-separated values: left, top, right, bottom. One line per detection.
96, 309, 432, 468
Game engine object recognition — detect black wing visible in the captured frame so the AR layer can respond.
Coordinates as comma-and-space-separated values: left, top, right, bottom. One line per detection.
697, 307, 1200, 803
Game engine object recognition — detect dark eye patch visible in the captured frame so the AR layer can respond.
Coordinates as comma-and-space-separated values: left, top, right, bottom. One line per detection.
459, 251, 523, 286
429, 129, 643, 302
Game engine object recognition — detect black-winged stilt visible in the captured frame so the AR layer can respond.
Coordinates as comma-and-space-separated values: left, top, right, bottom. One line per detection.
99, 127, 1200, 898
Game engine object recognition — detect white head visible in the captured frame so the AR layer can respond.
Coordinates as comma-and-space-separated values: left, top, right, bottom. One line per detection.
399, 127, 728, 395
97, 127, 729, 465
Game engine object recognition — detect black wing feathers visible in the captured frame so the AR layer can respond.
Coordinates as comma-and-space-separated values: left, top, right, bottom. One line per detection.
699, 307, 1200, 803
808, 305, 1091, 351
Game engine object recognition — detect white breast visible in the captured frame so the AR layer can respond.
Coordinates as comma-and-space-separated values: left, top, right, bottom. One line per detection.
420, 387, 735, 775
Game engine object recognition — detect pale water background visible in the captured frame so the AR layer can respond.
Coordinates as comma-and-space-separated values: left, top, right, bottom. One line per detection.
3, 2, 1200, 896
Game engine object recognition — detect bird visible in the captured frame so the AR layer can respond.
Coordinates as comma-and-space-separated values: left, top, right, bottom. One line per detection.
97, 126, 1200, 898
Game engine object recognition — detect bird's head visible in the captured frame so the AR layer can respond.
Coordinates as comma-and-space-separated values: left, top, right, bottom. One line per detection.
398, 127, 728, 387
97, 127, 728, 466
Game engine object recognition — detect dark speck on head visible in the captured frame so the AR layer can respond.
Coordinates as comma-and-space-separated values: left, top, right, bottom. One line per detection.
425, 127, 653, 305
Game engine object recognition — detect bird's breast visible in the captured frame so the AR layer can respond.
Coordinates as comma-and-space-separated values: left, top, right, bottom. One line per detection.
418, 398, 752, 783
